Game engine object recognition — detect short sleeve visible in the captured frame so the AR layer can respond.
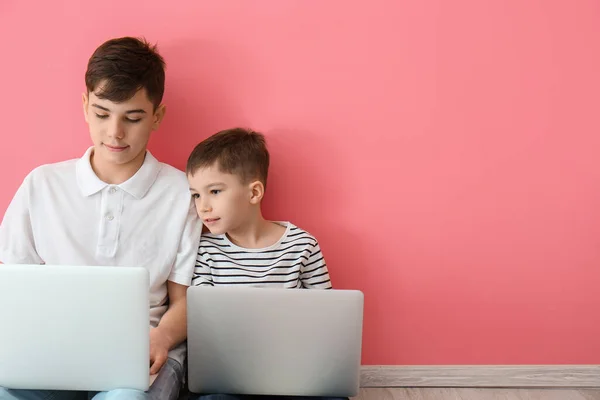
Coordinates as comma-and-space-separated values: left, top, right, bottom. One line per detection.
167, 199, 203, 285
300, 240, 332, 289
192, 244, 214, 287
0, 173, 44, 264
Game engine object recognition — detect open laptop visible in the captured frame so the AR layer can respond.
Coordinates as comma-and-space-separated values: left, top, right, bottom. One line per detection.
0, 264, 150, 392
187, 286, 364, 397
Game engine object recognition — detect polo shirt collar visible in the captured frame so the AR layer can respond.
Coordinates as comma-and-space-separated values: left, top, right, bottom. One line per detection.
76, 146, 161, 199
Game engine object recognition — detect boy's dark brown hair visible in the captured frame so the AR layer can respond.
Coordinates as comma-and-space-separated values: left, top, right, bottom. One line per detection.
85, 37, 166, 110
187, 128, 270, 189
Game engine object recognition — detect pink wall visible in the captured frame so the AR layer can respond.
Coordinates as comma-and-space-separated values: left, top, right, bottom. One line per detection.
1, 1, 599, 365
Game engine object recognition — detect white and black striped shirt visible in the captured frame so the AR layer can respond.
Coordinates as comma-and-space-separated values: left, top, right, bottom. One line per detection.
193, 222, 332, 289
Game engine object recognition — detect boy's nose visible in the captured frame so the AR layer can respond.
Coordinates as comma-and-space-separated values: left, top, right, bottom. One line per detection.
107, 121, 125, 139
200, 200, 212, 213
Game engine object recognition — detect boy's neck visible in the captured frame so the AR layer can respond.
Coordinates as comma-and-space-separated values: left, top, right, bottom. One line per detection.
226, 212, 286, 249
90, 148, 146, 185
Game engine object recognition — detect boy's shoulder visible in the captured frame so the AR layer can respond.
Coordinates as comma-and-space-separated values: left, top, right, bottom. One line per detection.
285, 222, 318, 242
198, 222, 319, 253
25, 158, 79, 184
155, 159, 186, 179
154, 160, 189, 188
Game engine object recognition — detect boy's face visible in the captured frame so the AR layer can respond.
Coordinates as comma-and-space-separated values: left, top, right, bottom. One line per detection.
82, 84, 165, 168
188, 164, 254, 235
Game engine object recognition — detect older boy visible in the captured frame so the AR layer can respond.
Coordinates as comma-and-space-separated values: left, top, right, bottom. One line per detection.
0, 37, 202, 400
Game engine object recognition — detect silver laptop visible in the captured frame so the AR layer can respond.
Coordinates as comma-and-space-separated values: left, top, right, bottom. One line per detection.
187, 286, 364, 397
0, 264, 150, 392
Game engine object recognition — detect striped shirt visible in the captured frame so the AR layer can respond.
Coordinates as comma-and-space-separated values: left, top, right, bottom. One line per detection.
193, 222, 332, 289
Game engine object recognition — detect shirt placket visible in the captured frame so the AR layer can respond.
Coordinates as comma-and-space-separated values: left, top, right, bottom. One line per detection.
96, 186, 124, 260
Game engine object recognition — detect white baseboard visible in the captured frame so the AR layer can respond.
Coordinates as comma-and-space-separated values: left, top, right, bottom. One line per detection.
360, 365, 600, 388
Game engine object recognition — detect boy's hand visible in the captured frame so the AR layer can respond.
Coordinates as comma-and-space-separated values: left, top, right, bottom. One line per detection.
148, 282, 188, 375
149, 327, 171, 375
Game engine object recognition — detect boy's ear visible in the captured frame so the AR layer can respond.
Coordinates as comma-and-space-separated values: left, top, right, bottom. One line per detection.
248, 180, 265, 205
152, 104, 166, 131
82, 92, 89, 123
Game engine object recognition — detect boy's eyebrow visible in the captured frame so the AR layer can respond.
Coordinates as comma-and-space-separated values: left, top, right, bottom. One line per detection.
205, 182, 226, 189
125, 109, 147, 114
188, 182, 227, 192
91, 104, 147, 114
91, 104, 110, 112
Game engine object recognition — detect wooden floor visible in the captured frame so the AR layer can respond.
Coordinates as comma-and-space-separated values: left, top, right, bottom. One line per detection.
353, 388, 600, 400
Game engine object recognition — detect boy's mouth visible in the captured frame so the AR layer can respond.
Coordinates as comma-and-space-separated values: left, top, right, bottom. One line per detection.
104, 143, 129, 152
204, 218, 220, 224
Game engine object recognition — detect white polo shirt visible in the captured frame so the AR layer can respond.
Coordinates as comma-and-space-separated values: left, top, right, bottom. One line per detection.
0, 147, 202, 366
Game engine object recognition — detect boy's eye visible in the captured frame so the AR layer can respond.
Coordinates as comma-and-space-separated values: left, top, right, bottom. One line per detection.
191, 193, 200, 199
93, 114, 141, 123
210, 190, 221, 195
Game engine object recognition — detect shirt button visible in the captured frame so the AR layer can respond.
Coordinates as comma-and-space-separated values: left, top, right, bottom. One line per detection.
109, 187, 117, 194
106, 214, 114, 221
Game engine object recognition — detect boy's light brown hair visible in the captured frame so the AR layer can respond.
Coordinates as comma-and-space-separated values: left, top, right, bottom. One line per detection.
187, 128, 270, 189
85, 36, 166, 110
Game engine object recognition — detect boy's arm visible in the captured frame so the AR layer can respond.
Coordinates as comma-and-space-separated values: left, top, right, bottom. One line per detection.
149, 200, 202, 374
192, 250, 214, 287
150, 281, 188, 374
0, 172, 43, 265
300, 241, 333, 289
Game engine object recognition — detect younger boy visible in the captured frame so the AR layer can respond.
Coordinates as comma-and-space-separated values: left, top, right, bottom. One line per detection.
186, 128, 347, 400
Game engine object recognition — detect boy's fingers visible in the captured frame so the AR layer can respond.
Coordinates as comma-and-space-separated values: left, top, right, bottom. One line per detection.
150, 353, 166, 375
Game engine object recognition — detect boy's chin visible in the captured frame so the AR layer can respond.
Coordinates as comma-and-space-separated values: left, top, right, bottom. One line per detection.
205, 226, 226, 235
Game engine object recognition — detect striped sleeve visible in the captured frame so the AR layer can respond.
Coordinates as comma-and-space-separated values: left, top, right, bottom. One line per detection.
300, 240, 332, 289
192, 245, 214, 287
